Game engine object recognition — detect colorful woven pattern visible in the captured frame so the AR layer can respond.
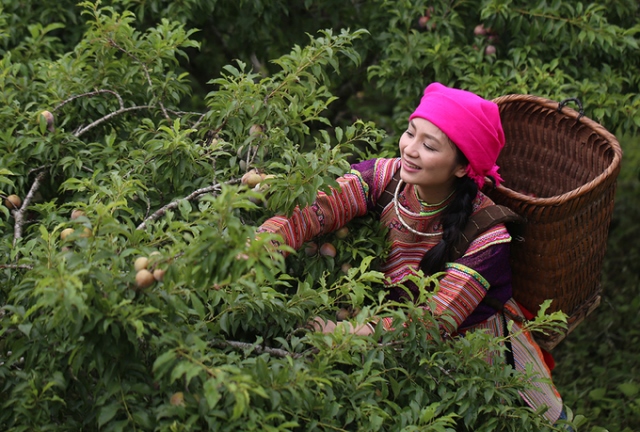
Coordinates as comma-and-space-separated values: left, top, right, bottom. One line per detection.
258, 157, 563, 422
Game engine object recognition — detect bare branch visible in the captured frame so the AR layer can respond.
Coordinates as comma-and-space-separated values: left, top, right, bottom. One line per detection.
211, 339, 305, 359
108, 38, 171, 122
250, 53, 268, 77
27, 165, 50, 176
136, 183, 222, 231
191, 112, 208, 131
136, 177, 244, 230
210, 337, 401, 360
73, 105, 151, 138
0, 264, 33, 270
166, 109, 208, 130
166, 109, 204, 117
13, 171, 47, 247
54, 89, 124, 112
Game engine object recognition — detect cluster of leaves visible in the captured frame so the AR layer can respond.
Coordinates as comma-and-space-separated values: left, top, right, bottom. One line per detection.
2, 0, 639, 430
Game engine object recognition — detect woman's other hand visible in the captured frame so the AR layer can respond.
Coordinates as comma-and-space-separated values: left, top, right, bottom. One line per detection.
309, 316, 374, 336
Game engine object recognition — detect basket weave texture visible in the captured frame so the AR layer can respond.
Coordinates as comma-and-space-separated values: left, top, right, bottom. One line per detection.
485, 94, 622, 350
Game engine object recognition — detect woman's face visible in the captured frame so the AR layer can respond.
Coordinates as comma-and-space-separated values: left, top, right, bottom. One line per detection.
399, 117, 467, 203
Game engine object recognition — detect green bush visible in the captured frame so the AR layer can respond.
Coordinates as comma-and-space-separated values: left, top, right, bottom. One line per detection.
2, 1, 639, 430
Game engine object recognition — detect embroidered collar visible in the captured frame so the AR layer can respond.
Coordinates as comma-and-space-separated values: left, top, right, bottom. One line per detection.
401, 184, 453, 217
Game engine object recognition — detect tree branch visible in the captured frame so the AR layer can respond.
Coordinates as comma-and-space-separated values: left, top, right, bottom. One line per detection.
0, 264, 34, 270
136, 183, 222, 230
27, 164, 51, 177
210, 337, 401, 360
73, 105, 151, 138
54, 89, 124, 112
13, 170, 47, 247
166, 109, 207, 130
108, 38, 171, 122
211, 339, 306, 359
52, 89, 150, 139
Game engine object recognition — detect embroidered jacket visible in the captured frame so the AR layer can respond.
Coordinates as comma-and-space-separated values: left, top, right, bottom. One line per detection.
258, 157, 563, 423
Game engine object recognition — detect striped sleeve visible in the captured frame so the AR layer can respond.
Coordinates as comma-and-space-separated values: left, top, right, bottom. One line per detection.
420, 225, 512, 334
257, 174, 369, 251
428, 263, 491, 334
377, 261, 491, 334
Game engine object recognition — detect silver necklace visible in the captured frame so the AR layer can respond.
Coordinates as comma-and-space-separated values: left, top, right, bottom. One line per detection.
393, 179, 442, 237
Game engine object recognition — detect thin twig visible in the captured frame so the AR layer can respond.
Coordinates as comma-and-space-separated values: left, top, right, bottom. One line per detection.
211, 339, 305, 359
108, 38, 171, 122
54, 89, 124, 112
250, 53, 268, 77
211, 337, 402, 360
144, 195, 151, 221
191, 112, 208, 130
166, 109, 207, 130
73, 106, 151, 138
27, 165, 50, 176
0, 264, 34, 270
13, 171, 47, 247
166, 109, 204, 117
51, 88, 149, 139
136, 183, 222, 230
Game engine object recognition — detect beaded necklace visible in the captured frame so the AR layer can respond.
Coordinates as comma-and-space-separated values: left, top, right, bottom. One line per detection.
392, 179, 444, 237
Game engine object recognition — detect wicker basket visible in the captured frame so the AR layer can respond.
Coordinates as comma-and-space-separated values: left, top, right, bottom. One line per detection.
485, 94, 622, 351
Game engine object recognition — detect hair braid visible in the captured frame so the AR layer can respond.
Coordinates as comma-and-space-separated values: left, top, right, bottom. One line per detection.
419, 176, 478, 275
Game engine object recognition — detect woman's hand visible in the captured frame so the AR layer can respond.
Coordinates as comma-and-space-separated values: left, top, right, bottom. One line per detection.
309, 316, 375, 336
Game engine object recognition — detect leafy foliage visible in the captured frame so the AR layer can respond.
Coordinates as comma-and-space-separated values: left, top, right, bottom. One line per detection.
1, 0, 639, 430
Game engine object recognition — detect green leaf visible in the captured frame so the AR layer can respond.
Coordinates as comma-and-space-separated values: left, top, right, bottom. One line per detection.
98, 403, 119, 427
152, 350, 177, 374
619, 382, 639, 397
18, 323, 32, 337
589, 387, 607, 400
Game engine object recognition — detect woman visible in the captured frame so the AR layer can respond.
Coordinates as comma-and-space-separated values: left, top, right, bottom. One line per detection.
257, 83, 565, 425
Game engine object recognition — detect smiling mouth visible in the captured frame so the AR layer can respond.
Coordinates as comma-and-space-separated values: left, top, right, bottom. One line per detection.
403, 159, 421, 170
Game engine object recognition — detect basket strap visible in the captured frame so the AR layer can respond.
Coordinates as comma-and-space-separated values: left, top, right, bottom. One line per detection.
451, 205, 523, 261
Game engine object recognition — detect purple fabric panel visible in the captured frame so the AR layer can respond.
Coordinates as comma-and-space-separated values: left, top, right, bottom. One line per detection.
458, 242, 513, 328
385, 242, 513, 329
349, 158, 378, 211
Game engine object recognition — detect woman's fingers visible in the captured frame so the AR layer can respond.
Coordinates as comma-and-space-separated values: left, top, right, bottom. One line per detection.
309, 316, 338, 333
308, 316, 374, 335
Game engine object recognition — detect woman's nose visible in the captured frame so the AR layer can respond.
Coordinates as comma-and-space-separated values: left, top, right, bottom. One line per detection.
404, 138, 420, 155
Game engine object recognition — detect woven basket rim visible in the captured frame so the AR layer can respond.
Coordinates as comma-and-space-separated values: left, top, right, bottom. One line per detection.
489, 94, 623, 207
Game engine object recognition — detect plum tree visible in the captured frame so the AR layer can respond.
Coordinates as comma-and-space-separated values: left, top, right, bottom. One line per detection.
0, 1, 638, 431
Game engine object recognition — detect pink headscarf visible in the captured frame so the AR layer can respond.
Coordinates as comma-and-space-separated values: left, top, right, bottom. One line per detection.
409, 82, 505, 188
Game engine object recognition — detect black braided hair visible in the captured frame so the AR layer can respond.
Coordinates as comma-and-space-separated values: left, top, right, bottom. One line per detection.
419, 151, 478, 275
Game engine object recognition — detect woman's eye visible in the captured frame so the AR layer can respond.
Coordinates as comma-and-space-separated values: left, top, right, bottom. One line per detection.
404, 130, 414, 137
423, 143, 435, 151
